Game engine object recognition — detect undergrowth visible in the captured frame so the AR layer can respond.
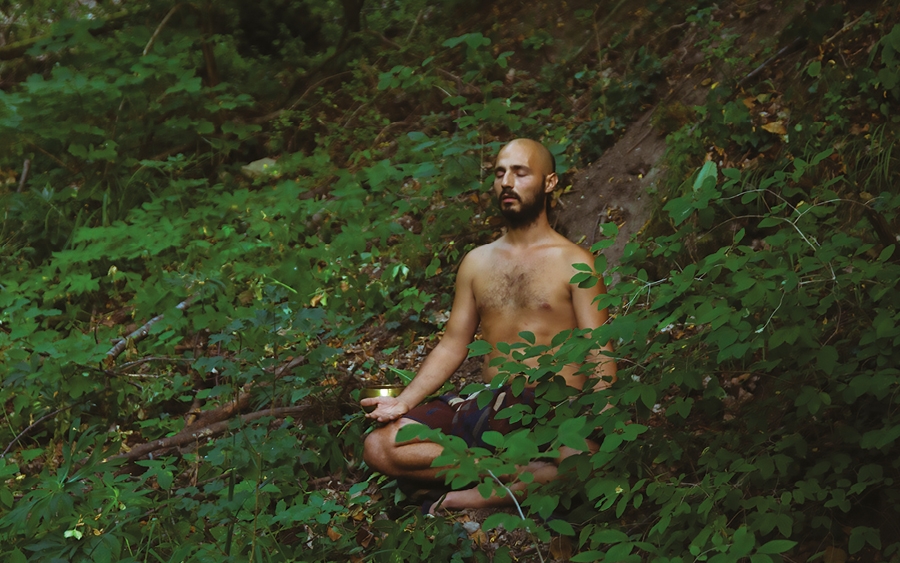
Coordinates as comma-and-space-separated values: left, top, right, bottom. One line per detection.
1, 0, 899, 561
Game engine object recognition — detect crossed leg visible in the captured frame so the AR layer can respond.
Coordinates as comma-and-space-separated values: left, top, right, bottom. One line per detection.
363, 417, 591, 513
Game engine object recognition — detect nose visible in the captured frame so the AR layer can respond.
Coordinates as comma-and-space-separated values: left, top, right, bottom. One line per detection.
500, 170, 514, 188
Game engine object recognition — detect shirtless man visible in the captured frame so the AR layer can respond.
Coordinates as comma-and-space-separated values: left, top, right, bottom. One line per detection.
361, 138, 616, 512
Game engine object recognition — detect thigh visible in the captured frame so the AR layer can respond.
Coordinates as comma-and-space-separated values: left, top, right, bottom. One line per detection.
403, 398, 456, 436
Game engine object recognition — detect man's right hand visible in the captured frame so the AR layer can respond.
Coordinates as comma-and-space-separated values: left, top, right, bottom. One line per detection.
362, 396, 410, 422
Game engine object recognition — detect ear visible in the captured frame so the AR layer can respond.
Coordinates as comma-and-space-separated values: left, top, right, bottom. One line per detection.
544, 173, 558, 193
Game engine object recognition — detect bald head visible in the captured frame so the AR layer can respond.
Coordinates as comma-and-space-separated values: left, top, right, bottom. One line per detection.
497, 139, 556, 176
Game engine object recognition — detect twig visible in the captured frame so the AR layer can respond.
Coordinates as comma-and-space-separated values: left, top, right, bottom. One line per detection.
406, 9, 424, 43
148, 142, 193, 162
16, 158, 29, 193
115, 404, 311, 461
824, 15, 864, 45
111, 356, 194, 373
287, 71, 355, 111
143, 4, 182, 56
105, 296, 195, 363
2, 404, 78, 458
736, 37, 805, 89
487, 470, 545, 563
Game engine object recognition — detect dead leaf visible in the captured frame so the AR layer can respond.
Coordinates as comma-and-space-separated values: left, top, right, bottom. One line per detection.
355, 528, 373, 547
742, 97, 756, 109
550, 536, 573, 560
762, 121, 787, 135
471, 529, 488, 548
326, 526, 342, 541
824, 546, 847, 563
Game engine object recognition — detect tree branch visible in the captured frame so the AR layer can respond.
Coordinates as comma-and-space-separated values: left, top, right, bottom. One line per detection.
116, 404, 312, 462
105, 296, 195, 364
2, 404, 80, 458
143, 4, 183, 56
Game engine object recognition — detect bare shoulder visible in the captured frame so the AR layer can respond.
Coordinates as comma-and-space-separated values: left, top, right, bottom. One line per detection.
459, 243, 494, 269
455, 243, 494, 283
550, 232, 595, 269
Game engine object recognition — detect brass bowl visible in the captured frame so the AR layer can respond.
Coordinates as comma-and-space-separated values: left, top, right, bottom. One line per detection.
360, 385, 405, 412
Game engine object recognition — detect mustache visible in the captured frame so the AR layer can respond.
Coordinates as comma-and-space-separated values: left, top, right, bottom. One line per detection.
499, 189, 519, 201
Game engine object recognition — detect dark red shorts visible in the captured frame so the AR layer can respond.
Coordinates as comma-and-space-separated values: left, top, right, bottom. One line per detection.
403, 385, 536, 450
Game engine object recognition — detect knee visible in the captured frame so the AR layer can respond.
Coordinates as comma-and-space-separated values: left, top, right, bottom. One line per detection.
363, 426, 395, 475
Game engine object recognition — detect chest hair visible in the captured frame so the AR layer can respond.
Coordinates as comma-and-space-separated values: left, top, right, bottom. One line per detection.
477, 263, 549, 312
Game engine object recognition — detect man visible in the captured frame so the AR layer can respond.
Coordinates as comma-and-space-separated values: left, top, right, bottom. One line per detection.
362, 138, 616, 513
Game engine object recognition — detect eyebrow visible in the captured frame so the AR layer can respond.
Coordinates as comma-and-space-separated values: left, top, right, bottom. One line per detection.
494, 164, 532, 173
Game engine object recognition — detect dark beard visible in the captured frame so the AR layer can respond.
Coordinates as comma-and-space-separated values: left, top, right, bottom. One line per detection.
498, 184, 546, 229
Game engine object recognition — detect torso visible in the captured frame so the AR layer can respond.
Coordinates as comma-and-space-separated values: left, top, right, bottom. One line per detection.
467, 233, 590, 387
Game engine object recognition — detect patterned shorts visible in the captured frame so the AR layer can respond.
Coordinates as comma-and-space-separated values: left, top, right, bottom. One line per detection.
403, 385, 537, 450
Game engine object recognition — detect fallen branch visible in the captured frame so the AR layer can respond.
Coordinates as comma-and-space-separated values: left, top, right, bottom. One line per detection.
105, 296, 195, 364
16, 159, 30, 193
116, 404, 311, 462
737, 36, 805, 89
143, 4, 183, 56
2, 404, 80, 458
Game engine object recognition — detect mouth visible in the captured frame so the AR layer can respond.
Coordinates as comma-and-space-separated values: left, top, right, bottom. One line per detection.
500, 191, 519, 204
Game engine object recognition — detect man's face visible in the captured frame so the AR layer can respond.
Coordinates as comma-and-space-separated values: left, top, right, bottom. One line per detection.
492, 140, 557, 228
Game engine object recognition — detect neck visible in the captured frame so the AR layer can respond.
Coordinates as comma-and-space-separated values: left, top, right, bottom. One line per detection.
502, 213, 555, 246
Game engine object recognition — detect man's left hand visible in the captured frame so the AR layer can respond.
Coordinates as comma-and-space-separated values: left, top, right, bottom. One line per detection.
362, 396, 410, 422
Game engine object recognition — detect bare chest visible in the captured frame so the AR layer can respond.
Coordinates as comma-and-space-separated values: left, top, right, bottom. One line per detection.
474, 261, 567, 313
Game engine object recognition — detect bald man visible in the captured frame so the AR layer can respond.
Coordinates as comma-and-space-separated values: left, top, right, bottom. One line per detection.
362, 139, 617, 513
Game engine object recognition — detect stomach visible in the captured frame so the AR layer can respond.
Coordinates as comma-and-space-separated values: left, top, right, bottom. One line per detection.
479, 353, 586, 389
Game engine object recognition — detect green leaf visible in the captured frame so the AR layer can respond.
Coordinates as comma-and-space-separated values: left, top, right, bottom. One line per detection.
849, 526, 881, 554
807, 60, 822, 77
731, 526, 755, 558
468, 340, 494, 357
480, 431, 504, 448
571, 552, 607, 562
386, 366, 415, 384
663, 196, 695, 225
756, 540, 796, 554
817, 345, 838, 375
571, 272, 595, 286
548, 519, 575, 535
640, 385, 657, 409
593, 253, 607, 275
693, 160, 718, 192
557, 417, 590, 451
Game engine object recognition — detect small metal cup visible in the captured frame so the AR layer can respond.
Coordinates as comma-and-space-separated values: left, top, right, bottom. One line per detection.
360, 385, 405, 413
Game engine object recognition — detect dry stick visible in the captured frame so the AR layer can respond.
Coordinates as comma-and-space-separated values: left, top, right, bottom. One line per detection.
2, 405, 75, 458
116, 405, 311, 462
112, 356, 194, 373
736, 36, 805, 89
105, 296, 195, 362
16, 158, 29, 193
121, 356, 307, 456
143, 3, 183, 56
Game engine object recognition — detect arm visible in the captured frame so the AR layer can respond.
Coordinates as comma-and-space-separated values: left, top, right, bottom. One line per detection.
570, 248, 617, 392
362, 251, 481, 422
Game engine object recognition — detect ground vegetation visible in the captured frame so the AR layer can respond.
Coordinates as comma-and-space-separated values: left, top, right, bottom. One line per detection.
1, 0, 899, 561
